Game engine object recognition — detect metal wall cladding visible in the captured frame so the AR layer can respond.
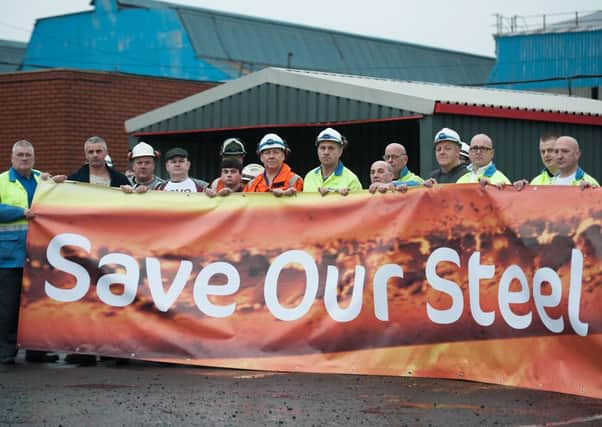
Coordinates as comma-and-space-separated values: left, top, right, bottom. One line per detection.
488, 30, 602, 90
431, 114, 602, 182
0, 40, 26, 73
140, 83, 417, 133
178, 8, 494, 84
140, 118, 420, 189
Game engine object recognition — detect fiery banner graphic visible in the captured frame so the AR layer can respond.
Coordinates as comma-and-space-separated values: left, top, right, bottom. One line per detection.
19, 181, 601, 398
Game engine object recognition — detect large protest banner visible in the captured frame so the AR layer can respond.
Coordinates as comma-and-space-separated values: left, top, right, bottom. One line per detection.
18, 181, 601, 398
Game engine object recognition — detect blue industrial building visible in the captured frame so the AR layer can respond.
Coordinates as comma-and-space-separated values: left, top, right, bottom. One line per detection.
21, 0, 493, 84
487, 11, 602, 97
0, 39, 26, 73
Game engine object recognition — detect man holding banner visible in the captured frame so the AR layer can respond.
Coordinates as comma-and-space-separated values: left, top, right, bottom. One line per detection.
552, 136, 599, 188
68, 136, 130, 188
457, 134, 511, 186
244, 133, 303, 196
514, 135, 599, 191
303, 128, 362, 195
0, 140, 61, 364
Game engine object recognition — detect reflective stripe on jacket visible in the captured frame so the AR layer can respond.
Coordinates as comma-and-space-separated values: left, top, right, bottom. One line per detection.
0, 168, 40, 268
244, 163, 303, 193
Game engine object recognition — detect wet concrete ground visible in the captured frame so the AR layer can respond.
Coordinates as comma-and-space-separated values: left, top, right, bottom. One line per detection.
1, 353, 601, 426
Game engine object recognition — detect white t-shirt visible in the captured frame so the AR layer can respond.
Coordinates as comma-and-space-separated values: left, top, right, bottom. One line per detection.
163, 178, 199, 192
552, 173, 575, 186
89, 175, 111, 187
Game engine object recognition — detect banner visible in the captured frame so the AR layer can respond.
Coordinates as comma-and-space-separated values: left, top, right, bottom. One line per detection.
19, 181, 602, 398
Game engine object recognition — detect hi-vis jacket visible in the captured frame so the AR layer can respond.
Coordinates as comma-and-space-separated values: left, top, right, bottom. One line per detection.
0, 168, 40, 268
457, 162, 511, 185
530, 168, 554, 185
552, 167, 600, 186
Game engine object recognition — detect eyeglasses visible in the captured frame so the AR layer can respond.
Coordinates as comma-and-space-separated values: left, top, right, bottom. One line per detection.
469, 146, 493, 153
383, 154, 406, 160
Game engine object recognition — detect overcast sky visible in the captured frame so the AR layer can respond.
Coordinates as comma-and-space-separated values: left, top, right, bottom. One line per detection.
1, 0, 600, 56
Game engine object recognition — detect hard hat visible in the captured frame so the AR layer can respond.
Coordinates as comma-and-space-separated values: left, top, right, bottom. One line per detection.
315, 128, 343, 146
131, 141, 157, 159
460, 142, 470, 160
241, 163, 264, 182
221, 138, 246, 156
257, 133, 287, 153
433, 128, 461, 146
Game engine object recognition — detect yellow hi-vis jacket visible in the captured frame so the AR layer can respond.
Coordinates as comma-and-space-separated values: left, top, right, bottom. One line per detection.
0, 168, 40, 268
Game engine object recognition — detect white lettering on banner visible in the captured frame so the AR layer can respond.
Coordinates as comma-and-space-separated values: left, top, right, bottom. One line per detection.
425, 249, 588, 336
498, 265, 531, 330
532, 268, 563, 333
45, 233, 92, 302
468, 252, 495, 326
372, 264, 404, 321
568, 249, 588, 336
96, 253, 139, 307
264, 250, 318, 321
42, 233, 589, 336
193, 262, 240, 318
146, 258, 192, 312
425, 248, 463, 324
324, 265, 366, 322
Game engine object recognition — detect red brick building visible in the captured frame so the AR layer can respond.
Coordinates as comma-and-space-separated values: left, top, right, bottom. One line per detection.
0, 69, 215, 174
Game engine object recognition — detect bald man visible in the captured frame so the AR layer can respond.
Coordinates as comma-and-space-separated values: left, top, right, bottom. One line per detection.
457, 134, 510, 186
383, 142, 423, 188
368, 160, 396, 193
552, 136, 599, 188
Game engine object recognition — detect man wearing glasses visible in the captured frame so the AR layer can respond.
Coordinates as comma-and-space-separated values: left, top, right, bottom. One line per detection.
383, 143, 423, 187
457, 134, 510, 186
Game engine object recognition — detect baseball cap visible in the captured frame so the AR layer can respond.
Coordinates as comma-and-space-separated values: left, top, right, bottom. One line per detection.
257, 133, 287, 153
220, 157, 242, 171
130, 141, 156, 159
221, 138, 246, 156
165, 147, 189, 160
241, 163, 264, 182
433, 128, 461, 146
315, 128, 343, 146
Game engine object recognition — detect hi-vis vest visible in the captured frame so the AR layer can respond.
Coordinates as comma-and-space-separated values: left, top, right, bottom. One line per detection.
0, 168, 40, 268
457, 162, 511, 185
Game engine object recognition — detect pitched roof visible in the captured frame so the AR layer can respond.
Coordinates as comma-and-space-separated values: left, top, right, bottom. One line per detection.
126, 67, 602, 132
115, 0, 494, 84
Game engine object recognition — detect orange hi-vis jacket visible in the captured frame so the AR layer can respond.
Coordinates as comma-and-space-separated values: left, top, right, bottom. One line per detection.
243, 163, 303, 193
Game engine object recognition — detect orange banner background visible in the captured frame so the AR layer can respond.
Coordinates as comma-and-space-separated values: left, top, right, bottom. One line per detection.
18, 181, 602, 398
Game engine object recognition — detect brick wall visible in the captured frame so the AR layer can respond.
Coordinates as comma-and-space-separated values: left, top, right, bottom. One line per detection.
0, 69, 215, 174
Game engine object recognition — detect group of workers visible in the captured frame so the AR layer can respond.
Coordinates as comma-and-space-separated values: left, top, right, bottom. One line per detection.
0, 126, 599, 365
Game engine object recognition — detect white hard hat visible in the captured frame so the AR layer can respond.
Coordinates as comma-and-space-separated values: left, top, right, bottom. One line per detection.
315, 127, 343, 146
460, 142, 470, 159
257, 133, 287, 153
433, 128, 461, 146
241, 163, 264, 182
131, 141, 156, 159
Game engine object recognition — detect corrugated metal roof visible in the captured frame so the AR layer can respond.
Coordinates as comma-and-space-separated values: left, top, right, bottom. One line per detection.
0, 39, 26, 73
125, 67, 602, 133
117, 0, 494, 84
